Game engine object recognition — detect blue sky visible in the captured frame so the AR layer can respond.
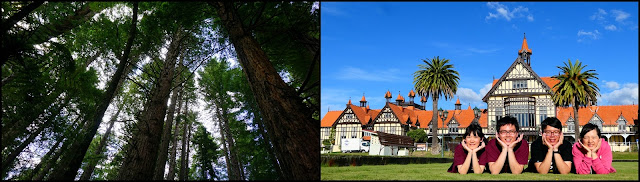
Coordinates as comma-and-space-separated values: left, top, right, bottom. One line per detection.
321, 2, 638, 119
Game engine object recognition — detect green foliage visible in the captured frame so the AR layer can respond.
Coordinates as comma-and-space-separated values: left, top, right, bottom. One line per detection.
191, 124, 220, 180
413, 56, 460, 101
551, 59, 600, 107
407, 129, 427, 143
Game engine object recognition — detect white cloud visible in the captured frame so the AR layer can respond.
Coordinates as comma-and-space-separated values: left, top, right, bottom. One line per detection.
485, 2, 534, 22
337, 66, 402, 82
454, 83, 493, 109
611, 10, 630, 22
590, 8, 607, 21
577, 29, 600, 42
599, 83, 638, 105
604, 25, 617, 31
467, 47, 500, 54
604, 81, 620, 89
321, 3, 347, 16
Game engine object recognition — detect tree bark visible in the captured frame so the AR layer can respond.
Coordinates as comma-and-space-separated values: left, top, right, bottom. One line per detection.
216, 107, 232, 180
255, 115, 283, 178
153, 81, 182, 180
573, 101, 580, 140
79, 108, 121, 180
211, 2, 319, 180
179, 105, 189, 181
215, 104, 242, 180
48, 3, 138, 180
167, 92, 184, 180
117, 26, 183, 180
431, 96, 440, 155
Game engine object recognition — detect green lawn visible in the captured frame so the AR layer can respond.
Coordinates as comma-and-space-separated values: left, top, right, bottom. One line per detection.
321, 162, 638, 180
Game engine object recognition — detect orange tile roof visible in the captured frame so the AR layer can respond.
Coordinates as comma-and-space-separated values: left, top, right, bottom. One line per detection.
455, 98, 461, 105
409, 90, 416, 97
321, 111, 342, 127
362, 136, 371, 141
421, 96, 427, 102
347, 99, 352, 105
518, 36, 532, 54
396, 93, 404, 101
556, 105, 638, 126
349, 104, 370, 125
385, 90, 392, 98
360, 95, 366, 102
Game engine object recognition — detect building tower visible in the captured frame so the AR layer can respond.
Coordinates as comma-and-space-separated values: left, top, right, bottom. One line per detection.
360, 93, 367, 107
396, 92, 405, 105
408, 89, 416, 105
455, 97, 461, 110
519, 33, 532, 65
385, 90, 392, 103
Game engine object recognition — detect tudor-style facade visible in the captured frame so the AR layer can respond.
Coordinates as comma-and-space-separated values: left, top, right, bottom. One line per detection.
320, 35, 638, 152
482, 35, 557, 141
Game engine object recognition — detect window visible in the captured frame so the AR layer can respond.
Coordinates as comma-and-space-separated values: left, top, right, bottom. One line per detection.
513, 80, 528, 89
495, 107, 503, 123
351, 127, 358, 138
618, 119, 626, 132
539, 106, 547, 123
390, 127, 396, 135
567, 120, 574, 132
324, 129, 329, 137
505, 97, 535, 128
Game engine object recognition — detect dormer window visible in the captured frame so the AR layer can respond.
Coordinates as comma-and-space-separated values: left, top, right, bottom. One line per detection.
617, 117, 626, 132
567, 119, 575, 132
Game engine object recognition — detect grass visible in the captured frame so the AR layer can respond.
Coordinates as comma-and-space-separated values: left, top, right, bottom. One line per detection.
321, 162, 638, 180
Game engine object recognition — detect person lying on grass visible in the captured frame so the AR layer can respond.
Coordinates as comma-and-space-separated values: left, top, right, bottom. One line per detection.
572, 123, 616, 174
525, 117, 573, 174
447, 122, 487, 174
486, 116, 528, 174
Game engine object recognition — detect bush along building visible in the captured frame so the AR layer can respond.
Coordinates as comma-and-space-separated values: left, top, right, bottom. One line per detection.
321, 35, 638, 153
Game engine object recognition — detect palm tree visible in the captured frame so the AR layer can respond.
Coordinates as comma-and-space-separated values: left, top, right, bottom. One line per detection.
413, 56, 459, 155
551, 59, 600, 140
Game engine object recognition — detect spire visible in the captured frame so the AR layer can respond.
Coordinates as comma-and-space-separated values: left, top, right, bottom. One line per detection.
384, 90, 392, 103
360, 93, 367, 107
455, 97, 461, 110
347, 97, 352, 105
408, 89, 415, 103
518, 33, 532, 65
396, 92, 404, 102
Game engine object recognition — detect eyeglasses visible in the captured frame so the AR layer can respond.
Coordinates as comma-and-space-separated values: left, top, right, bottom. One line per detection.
499, 130, 517, 135
543, 131, 561, 136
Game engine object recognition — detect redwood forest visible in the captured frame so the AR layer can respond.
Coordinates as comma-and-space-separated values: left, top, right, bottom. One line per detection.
1, 2, 319, 180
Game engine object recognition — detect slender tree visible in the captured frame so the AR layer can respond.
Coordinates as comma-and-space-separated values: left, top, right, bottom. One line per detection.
551, 59, 600, 139
413, 56, 459, 155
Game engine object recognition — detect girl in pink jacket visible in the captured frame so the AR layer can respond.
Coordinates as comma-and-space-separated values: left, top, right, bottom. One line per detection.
572, 123, 616, 174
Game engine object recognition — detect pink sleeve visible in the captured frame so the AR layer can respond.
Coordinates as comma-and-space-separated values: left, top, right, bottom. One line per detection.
592, 140, 616, 174
572, 142, 592, 174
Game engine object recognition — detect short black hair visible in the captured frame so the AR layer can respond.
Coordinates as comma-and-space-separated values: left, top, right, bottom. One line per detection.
579, 123, 601, 139
541, 117, 562, 132
463, 122, 485, 140
496, 116, 519, 132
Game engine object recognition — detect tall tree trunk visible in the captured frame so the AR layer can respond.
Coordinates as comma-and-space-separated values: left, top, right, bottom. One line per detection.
186, 121, 192, 179
153, 80, 183, 180
255, 115, 283, 178
179, 100, 190, 180
211, 2, 319, 180
573, 100, 580, 140
215, 107, 232, 180
216, 105, 242, 180
117, 26, 183, 180
79, 108, 121, 180
48, 3, 138, 180
167, 92, 184, 180
431, 96, 440, 155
